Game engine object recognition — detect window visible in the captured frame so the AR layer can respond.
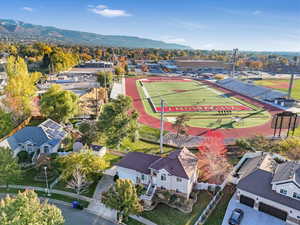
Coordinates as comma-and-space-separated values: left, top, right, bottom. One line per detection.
176, 178, 182, 182
176, 189, 180, 193
141, 174, 145, 180
44, 145, 50, 153
293, 192, 300, 200
280, 189, 287, 195
161, 174, 166, 181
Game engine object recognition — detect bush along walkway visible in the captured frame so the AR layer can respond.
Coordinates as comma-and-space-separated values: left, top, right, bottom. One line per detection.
0, 184, 92, 202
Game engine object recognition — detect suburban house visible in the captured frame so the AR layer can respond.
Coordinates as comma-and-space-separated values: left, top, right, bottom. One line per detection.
0, 119, 67, 158
116, 147, 199, 199
236, 154, 300, 225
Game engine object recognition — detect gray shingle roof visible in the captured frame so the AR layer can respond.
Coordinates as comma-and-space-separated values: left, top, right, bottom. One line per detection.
116, 152, 161, 174
150, 147, 198, 179
272, 161, 300, 183
117, 148, 198, 179
237, 169, 300, 211
237, 153, 277, 178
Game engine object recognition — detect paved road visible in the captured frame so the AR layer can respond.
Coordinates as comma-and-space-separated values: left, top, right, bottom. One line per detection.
58, 204, 117, 225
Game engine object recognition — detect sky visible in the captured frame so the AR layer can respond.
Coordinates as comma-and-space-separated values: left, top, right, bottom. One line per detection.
1, 0, 300, 51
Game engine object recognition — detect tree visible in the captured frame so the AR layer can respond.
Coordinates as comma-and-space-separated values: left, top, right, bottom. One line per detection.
97, 95, 139, 148
0, 110, 14, 138
0, 190, 64, 225
172, 114, 189, 137
4, 56, 41, 120
102, 179, 143, 223
40, 84, 78, 122
114, 66, 125, 81
97, 71, 113, 88
235, 135, 277, 152
197, 130, 231, 184
0, 147, 22, 188
79, 122, 99, 146
278, 137, 300, 160
58, 149, 107, 181
67, 166, 90, 199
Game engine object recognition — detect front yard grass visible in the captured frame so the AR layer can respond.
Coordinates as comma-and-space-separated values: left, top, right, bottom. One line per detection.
141, 191, 212, 225
53, 179, 98, 198
204, 185, 235, 225
0, 188, 90, 208
12, 167, 58, 188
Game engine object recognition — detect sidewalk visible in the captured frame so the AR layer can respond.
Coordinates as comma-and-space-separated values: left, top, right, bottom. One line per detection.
87, 175, 117, 221
0, 185, 92, 202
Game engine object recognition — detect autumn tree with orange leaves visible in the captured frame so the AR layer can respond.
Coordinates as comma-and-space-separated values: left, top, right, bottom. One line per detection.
197, 130, 231, 184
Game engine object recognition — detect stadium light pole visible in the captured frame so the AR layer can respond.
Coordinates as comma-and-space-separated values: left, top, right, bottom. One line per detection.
160, 99, 165, 154
231, 48, 238, 77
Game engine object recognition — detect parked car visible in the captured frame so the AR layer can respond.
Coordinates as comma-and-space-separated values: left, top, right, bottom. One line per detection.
228, 208, 244, 225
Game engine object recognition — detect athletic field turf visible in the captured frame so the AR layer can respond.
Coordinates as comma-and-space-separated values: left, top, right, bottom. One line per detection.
254, 79, 300, 100
137, 78, 271, 129
142, 80, 250, 111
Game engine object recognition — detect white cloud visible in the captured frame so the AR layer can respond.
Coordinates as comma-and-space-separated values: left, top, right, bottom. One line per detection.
89, 5, 131, 17
252, 10, 262, 15
22, 7, 33, 12
161, 36, 187, 44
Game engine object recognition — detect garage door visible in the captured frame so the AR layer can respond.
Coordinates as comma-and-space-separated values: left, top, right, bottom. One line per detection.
259, 202, 287, 221
240, 195, 255, 208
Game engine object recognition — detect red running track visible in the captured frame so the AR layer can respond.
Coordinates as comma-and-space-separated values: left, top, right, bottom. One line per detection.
125, 77, 283, 139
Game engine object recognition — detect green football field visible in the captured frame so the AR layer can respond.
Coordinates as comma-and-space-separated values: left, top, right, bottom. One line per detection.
138, 79, 271, 129
143, 80, 243, 107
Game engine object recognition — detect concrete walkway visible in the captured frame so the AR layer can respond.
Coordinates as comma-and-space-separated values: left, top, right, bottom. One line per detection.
130, 215, 157, 225
87, 175, 117, 221
0, 185, 92, 202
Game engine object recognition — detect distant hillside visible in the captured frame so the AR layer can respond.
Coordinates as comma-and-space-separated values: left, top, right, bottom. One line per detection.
0, 19, 191, 50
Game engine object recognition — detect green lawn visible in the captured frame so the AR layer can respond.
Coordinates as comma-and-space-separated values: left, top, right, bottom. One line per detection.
204, 185, 235, 225
10, 167, 58, 188
144, 81, 242, 107
255, 79, 300, 100
0, 188, 90, 208
141, 191, 212, 225
53, 179, 98, 198
103, 153, 122, 168
125, 218, 145, 225
138, 80, 270, 129
120, 138, 175, 156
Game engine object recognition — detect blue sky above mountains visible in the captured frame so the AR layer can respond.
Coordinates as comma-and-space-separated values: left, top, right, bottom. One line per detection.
1, 0, 300, 51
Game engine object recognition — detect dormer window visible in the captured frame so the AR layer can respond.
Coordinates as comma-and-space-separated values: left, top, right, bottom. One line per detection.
293, 192, 300, 200
280, 189, 287, 195
177, 178, 182, 182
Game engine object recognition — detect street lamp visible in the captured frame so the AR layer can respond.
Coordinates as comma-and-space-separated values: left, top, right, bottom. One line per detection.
44, 166, 51, 197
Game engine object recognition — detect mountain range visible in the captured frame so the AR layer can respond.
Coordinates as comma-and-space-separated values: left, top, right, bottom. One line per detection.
0, 19, 191, 50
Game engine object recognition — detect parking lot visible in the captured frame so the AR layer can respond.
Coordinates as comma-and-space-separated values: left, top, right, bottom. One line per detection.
222, 195, 286, 225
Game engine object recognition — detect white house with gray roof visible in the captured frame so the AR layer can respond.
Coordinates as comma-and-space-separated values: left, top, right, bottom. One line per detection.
236, 156, 300, 225
116, 147, 199, 200
0, 119, 67, 159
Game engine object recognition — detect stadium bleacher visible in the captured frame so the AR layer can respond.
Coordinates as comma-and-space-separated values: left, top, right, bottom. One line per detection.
216, 78, 287, 101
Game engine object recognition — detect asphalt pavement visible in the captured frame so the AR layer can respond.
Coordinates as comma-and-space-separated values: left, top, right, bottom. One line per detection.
58, 204, 117, 225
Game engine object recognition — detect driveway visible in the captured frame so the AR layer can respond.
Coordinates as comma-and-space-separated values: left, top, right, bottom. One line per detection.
222, 194, 286, 225
58, 204, 117, 225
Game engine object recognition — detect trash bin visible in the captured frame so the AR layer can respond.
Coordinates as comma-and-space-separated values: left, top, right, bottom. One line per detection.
72, 201, 79, 209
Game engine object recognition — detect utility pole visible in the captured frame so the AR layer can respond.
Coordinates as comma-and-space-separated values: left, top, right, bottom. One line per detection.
160, 99, 165, 154
231, 48, 238, 77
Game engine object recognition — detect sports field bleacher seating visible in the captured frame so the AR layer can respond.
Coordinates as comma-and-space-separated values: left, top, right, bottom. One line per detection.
216, 78, 287, 101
